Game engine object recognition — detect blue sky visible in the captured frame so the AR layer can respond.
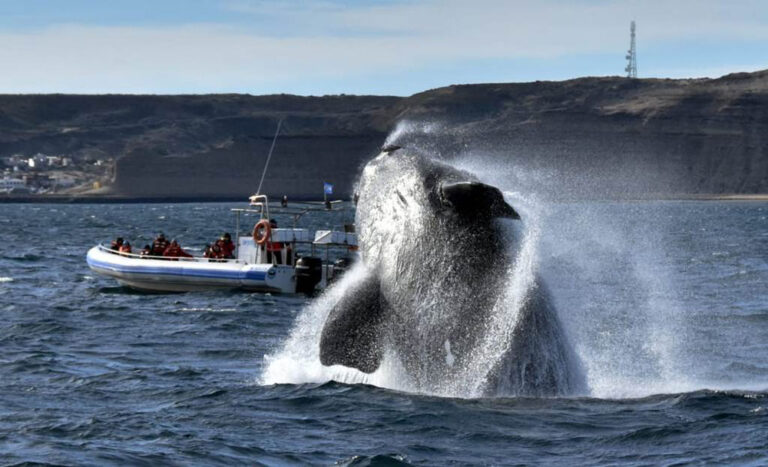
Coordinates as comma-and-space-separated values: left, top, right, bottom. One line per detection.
1, 0, 767, 95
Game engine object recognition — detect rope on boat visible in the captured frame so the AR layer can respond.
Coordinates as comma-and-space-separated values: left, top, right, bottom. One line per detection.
256, 119, 283, 197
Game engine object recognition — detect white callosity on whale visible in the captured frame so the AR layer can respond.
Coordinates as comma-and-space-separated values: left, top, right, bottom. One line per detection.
316, 147, 584, 397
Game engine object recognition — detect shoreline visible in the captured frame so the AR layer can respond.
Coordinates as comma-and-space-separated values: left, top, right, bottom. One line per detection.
0, 194, 334, 204
2, 193, 768, 204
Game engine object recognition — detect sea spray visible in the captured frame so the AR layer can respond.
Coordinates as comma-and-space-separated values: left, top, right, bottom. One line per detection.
451, 150, 702, 398
459, 213, 540, 397
261, 262, 409, 390
261, 262, 372, 386
262, 146, 582, 397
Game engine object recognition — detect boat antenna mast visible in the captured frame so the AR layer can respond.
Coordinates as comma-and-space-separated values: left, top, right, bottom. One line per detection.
256, 118, 283, 195
625, 20, 637, 78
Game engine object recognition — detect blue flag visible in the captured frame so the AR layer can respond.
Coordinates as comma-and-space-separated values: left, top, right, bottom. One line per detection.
323, 182, 333, 195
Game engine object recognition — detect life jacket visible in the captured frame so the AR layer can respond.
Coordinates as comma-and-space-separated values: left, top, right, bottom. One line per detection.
164, 244, 192, 258
266, 241, 284, 252
207, 245, 224, 259
152, 239, 168, 255
220, 240, 235, 258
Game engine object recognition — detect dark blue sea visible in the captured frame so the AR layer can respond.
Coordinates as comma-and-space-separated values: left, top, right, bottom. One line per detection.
1, 201, 767, 465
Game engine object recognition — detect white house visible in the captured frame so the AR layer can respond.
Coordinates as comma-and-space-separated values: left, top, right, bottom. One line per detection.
0, 177, 26, 190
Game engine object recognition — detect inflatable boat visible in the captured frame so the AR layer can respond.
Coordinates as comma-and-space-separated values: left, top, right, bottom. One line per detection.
86, 195, 358, 293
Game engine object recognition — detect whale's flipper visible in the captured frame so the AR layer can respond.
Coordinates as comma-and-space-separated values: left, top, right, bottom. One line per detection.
485, 280, 584, 396
319, 274, 386, 373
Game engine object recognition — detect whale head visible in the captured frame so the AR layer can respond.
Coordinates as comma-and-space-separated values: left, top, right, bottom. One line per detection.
355, 148, 519, 262
321, 148, 520, 379
319, 146, 583, 396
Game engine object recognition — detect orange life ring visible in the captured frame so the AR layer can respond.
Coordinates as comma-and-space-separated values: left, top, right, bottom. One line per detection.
253, 219, 271, 245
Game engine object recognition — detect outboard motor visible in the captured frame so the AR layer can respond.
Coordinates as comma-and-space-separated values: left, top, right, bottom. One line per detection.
295, 256, 323, 294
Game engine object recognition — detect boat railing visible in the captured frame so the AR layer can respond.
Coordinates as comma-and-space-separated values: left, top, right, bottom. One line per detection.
96, 244, 242, 264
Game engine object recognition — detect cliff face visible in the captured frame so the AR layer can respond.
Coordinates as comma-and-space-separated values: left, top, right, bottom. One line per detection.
394, 71, 768, 196
0, 94, 400, 198
1, 70, 766, 198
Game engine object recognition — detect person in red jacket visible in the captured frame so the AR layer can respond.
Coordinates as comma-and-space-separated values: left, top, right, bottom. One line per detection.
151, 233, 169, 256
163, 240, 193, 259
216, 233, 235, 259
266, 219, 284, 264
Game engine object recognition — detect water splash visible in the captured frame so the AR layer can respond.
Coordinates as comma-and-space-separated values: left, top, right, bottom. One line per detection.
459, 214, 542, 397
262, 124, 731, 399
383, 120, 444, 148
262, 148, 581, 398
262, 263, 409, 389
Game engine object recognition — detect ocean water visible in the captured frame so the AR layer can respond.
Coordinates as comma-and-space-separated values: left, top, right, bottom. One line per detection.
1, 200, 767, 465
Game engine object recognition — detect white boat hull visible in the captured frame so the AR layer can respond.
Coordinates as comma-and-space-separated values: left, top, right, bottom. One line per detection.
86, 246, 296, 293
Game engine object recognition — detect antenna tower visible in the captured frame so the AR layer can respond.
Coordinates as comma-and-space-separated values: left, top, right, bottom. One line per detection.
625, 21, 637, 78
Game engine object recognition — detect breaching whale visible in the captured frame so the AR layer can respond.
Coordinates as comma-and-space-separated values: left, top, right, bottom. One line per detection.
319, 147, 582, 396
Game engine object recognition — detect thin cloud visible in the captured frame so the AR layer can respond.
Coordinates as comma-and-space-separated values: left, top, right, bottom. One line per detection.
0, 0, 766, 94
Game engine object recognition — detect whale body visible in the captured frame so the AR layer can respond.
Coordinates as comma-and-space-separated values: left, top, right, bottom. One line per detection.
319, 148, 582, 396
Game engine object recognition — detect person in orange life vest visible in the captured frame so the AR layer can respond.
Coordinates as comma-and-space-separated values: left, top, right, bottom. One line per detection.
118, 241, 132, 254
110, 237, 124, 251
266, 219, 284, 264
163, 239, 192, 259
151, 233, 169, 256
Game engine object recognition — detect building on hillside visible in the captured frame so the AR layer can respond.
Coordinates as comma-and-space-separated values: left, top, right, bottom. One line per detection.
0, 177, 27, 192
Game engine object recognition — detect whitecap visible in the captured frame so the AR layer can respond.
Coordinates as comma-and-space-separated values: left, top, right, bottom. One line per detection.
177, 307, 237, 313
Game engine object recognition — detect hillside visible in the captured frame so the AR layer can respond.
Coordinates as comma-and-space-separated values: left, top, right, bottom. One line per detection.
1, 70, 767, 199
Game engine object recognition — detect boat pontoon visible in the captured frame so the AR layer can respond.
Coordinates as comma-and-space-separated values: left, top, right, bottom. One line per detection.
86, 195, 357, 293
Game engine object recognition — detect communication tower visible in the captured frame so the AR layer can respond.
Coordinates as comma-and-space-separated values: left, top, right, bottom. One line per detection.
625, 21, 637, 78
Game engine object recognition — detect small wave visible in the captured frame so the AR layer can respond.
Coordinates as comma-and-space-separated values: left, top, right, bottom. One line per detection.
97, 286, 162, 295
0, 277, 13, 283
159, 367, 204, 378
177, 307, 237, 313
2, 253, 41, 262
337, 454, 413, 466
738, 312, 768, 322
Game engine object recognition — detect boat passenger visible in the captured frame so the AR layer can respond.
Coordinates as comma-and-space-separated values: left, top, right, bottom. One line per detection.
118, 242, 132, 255
140, 244, 152, 257
110, 237, 124, 251
216, 233, 235, 259
281, 195, 288, 207
266, 219, 284, 264
163, 239, 193, 259
151, 233, 169, 256
211, 243, 225, 262
203, 243, 224, 262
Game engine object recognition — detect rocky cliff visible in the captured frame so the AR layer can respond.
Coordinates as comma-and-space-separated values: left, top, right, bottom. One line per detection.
1, 70, 766, 199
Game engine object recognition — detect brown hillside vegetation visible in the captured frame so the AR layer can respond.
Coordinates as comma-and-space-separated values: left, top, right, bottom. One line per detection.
1, 70, 766, 198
